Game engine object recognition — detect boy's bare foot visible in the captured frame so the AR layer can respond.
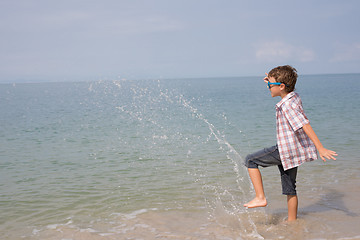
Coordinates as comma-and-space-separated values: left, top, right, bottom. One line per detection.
244, 197, 267, 208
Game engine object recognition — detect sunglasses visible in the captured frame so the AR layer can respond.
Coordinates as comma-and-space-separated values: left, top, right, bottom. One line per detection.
267, 81, 287, 89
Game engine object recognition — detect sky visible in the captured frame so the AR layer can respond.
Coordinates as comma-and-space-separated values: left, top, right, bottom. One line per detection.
0, 0, 359, 82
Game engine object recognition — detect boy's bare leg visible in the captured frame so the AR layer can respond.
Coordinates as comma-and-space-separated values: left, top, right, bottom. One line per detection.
287, 195, 298, 221
244, 168, 267, 208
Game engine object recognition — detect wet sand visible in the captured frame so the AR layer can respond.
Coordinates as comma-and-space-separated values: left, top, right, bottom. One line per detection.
20, 176, 360, 240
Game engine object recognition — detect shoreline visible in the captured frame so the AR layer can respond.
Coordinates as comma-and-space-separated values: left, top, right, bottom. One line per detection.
3, 176, 359, 240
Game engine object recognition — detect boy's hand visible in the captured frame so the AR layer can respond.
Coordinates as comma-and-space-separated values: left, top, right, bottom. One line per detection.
318, 148, 337, 161
264, 73, 269, 83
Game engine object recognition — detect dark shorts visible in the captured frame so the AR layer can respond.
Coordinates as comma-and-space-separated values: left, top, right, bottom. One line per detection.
244, 145, 298, 196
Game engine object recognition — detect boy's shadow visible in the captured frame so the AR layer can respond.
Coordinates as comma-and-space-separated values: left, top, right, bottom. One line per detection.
300, 189, 358, 217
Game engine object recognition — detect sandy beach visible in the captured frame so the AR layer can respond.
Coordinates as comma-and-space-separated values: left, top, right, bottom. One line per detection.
7, 171, 358, 240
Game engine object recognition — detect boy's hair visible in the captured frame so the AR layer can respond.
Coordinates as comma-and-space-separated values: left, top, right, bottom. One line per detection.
268, 65, 297, 93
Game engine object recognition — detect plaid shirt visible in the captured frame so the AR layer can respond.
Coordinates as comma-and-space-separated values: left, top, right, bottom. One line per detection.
276, 92, 318, 170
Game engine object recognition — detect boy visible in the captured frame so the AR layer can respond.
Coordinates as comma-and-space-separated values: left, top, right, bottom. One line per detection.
244, 65, 337, 221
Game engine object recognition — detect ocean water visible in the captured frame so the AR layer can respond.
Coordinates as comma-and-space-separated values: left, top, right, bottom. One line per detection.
1, 74, 360, 239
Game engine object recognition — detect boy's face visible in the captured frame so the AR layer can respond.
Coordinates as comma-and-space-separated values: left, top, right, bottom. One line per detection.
267, 76, 284, 98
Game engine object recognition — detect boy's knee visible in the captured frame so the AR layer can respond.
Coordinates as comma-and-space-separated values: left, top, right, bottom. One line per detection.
245, 154, 258, 169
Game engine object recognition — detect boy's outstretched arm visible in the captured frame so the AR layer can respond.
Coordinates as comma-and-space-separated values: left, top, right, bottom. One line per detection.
303, 123, 337, 161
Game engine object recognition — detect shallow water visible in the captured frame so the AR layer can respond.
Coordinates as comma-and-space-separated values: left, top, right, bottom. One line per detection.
1, 74, 359, 239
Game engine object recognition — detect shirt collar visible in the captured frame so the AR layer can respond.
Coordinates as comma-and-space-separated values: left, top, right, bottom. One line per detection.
276, 91, 296, 109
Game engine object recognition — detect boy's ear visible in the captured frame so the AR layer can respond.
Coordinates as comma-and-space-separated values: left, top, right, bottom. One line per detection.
280, 83, 287, 91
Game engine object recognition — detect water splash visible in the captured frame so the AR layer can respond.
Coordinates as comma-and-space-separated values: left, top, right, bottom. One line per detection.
5, 78, 263, 239
176, 89, 262, 239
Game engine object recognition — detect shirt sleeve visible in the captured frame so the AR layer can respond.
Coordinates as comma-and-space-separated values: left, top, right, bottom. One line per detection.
282, 102, 309, 132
